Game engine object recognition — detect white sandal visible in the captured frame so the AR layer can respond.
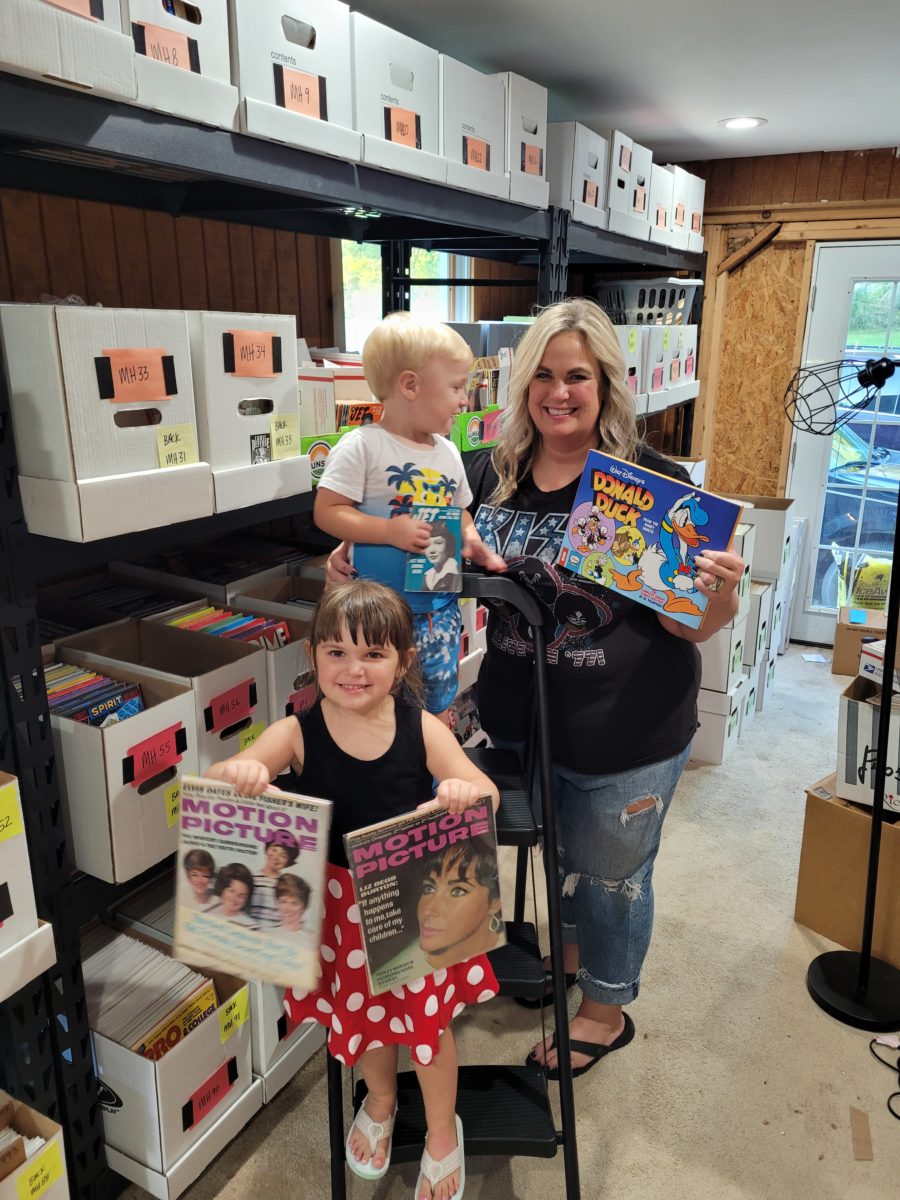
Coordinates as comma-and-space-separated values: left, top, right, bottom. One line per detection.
345, 1099, 397, 1180
415, 1114, 465, 1200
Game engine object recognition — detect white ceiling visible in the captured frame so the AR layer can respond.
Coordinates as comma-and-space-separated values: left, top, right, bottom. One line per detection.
350, 0, 900, 162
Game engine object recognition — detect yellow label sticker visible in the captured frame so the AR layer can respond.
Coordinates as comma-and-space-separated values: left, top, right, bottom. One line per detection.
0, 781, 25, 844
157, 424, 199, 469
662, 329, 671, 351
627, 329, 638, 354
17, 1140, 63, 1200
164, 781, 181, 828
239, 722, 265, 752
270, 413, 300, 460
219, 988, 250, 1042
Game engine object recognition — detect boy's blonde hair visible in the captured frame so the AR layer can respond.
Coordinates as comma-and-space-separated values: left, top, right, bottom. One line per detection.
362, 312, 473, 400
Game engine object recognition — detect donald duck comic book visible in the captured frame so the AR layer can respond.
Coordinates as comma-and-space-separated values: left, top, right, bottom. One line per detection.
556, 450, 743, 629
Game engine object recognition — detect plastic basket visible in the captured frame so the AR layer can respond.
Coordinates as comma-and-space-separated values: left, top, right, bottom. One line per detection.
595, 277, 703, 326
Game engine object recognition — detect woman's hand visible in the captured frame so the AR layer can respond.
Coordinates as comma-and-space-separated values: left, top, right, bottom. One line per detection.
693, 550, 744, 602
434, 777, 486, 814
325, 542, 356, 589
206, 758, 270, 796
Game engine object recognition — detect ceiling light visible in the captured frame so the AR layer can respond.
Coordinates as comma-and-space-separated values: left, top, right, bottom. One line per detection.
719, 116, 767, 130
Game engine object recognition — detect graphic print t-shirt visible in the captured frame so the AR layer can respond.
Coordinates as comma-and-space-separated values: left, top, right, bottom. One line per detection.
319, 425, 473, 614
466, 448, 701, 774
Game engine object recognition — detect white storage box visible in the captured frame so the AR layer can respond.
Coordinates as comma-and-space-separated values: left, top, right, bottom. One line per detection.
493, 71, 549, 208
743, 581, 772, 669
298, 364, 373, 436
349, 13, 445, 184
0, 304, 212, 542
614, 325, 646, 399
836, 677, 900, 811
0, 0, 136, 100
547, 122, 609, 230
48, 644, 199, 883
229, 0, 360, 161
0, 774, 39, 954
439, 57, 508, 199
606, 133, 652, 242
124, 0, 238, 130
648, 164, 675, 246
723, 496, 795, 582
691, 677, 745, 765
596, 277, 703, 327
755, 649, 777, 712
0, 1089, 69, 1200
186, 311, 310, 511
698, 613, 747, 694
687, 171, 706, 253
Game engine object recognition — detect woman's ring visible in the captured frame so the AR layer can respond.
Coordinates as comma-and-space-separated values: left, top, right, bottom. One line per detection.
708, 576, 724, 593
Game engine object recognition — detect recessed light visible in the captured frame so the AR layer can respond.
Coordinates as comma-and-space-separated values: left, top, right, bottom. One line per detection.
719, 116, 767, 130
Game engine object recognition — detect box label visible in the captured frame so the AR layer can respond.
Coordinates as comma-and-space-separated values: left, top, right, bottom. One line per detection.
273, 65, 327, 120
165, 781, 181, 828
384, 106, 421, 149
675, 202, 686, 227
46, 0, 99, 17
0, 780, 25, 844
133, 22, 200, 73
219, 989, 250, 1042
583, 179, 599, 207
462, 136, 490, 171
223, 330, 281, 379
157, 424, 199, 468
123, 723, 187, 788
96, 347, 174, 404
238, 721, 265, 752
182, 1058, 238, 1131
270, 413, 300, 460
521, 142, 543, 175
16, 1141, 63, 1200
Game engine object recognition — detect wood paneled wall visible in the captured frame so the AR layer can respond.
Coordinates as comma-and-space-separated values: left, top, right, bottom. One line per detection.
0, 190, 335, 344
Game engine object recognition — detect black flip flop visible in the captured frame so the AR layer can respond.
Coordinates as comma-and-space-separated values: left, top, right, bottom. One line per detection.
514, 972, 577, 1010
526, 1011, 635, 1079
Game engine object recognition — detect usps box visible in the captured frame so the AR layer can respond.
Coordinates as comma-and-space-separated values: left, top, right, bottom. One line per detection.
439, 57, 508, 199
112, 551, 286, 606
349, 13, 445, 184
60, 619, 268, 773
743, 581, 772, 669
0, 0, 136, 100
547, 122, 609, 230
124, 0, 238, 130
298, 365, 372, 436
755, 649, 777, 712
0, 304, 212, 542
0, 1089, 69, 1200
0, 774, 39, 953
687, 172, 706, 253
836, 677, 900, 811
691, 677, 744, 765
648, 164, 675, 246
723, 496, 794, 582
47, 645, 199, 883
698, 613, 747, 693
493, 71, 548, 208
607, 132, 652, 242
186, 311, 310, 511
229, 0, 360, 161
614, 326, 646, 400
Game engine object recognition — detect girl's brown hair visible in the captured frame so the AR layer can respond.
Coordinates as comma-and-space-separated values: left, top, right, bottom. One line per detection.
307, 580, 424, 705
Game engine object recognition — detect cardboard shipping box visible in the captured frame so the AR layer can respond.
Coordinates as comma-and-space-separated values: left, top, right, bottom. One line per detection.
795, 774, 900, 971
832, 607, 887, 675
835, 676, 900, 812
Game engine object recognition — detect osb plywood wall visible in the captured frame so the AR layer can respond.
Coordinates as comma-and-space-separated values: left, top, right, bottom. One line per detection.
0, 190, 335, 345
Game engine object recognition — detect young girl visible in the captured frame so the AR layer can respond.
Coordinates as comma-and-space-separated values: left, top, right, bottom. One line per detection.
207, 580, 500, 1200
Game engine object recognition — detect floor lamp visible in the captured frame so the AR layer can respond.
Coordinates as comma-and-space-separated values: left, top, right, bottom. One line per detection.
784, 355, 900, 1030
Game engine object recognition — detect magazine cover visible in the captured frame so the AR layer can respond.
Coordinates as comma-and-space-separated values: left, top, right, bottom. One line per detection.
555, 450, 743, 629
344, 799, 505, 996
174, 776, 332, 990
404, 504, 463, 593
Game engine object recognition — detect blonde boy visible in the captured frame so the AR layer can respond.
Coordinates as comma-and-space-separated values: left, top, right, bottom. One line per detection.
315, 313, 505, 720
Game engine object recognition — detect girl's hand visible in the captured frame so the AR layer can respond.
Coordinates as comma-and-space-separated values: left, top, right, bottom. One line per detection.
206, 758, 270, 796
325, 542, 356, 589
435, 778, 485, 814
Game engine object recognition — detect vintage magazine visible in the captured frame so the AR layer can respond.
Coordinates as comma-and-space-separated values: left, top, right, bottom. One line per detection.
344, 799, 505, 995
556, 449, 742, 629
404, 504, 463, 593
175, 776, 332, 990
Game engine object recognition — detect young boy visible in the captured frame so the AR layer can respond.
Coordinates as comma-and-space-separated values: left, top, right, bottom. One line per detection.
314, 313, 505, 721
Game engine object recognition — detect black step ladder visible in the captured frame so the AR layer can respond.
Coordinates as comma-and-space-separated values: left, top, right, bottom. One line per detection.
327, 573, 581, 1199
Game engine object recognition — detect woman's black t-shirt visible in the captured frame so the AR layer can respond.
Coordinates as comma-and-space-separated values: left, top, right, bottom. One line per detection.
465, 447, 701, 775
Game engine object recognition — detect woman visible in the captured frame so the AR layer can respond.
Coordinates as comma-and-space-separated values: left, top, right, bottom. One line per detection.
205, 862, 257, 927
331, 298, 744, 1079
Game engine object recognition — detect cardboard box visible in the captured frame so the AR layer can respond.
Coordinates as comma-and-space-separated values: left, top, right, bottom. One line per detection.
858, 639, 900, 693
755, 650, 777, 712
832, 607, 888, 675
691, 677, 744, 765
648, 163, 675, 246
0, 0, 136, 100
795, 774, 900, 970
47, 647, 199, 883
492, 71, 549, 208
723, 495, 794, 582
0, 1089, 69, 1200
743, 581, 772, 669
687, 171, 706, 253
698, 613, 747, 693
0, 304, 213, 541
547, 122, 609, 230
0, 774, 39, 955
186, 311, 310, 511
0, 923, 57, 1005
124, 0, 239, 130
439, 57, 508, 199
349, 12, 445, 184
112, 553, 286, 607
606, 134, 652, 242
836, 676, 900, 811
229, 0, 361, 161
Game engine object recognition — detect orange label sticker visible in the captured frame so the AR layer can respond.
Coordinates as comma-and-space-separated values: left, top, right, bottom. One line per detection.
225, 330, 278, 378
633, 185, 647, 214
674, 202, 686, 227
583, 180, 599, 207
99, 348, 172, 403
275, 66, 326, 119
463, 136, 490, 171
384, 106, 421, 149
619, 144, 632, 172
691, 211, 702, 233
521, 143, 543, 176
45, 0, 96, 18
135, 22, 194, 73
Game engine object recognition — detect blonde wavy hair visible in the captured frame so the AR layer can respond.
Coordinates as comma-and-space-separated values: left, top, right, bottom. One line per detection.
363, 312, 473, 400
490, 298, 640, 504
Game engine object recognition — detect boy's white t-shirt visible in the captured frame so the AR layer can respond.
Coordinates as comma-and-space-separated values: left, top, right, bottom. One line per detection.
318, 424, 472, 613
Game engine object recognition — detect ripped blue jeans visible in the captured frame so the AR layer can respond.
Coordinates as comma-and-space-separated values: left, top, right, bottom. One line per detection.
497, 742, 690, 1006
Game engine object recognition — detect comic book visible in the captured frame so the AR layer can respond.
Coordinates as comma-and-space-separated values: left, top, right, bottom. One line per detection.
555, 449, 743, 629
404, 505, 464, 593
344, 799, 504, 996
174, 776, 332, 990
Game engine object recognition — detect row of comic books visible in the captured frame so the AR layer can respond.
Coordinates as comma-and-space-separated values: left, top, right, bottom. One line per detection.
37, 661, 145, 727
162, 603, 293, 652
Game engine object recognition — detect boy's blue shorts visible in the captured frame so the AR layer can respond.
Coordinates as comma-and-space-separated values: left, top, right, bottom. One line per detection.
412, 601, 462, 714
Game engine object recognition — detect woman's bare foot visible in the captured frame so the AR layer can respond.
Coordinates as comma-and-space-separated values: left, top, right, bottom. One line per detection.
348, 1091, 395, 1170
418, 1117, 460, 1200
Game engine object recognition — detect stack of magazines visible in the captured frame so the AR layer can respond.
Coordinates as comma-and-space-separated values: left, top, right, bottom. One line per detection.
82, 925, 218, 1060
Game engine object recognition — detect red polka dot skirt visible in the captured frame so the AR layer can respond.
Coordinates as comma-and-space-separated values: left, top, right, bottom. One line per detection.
284, 863, 499, 1066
